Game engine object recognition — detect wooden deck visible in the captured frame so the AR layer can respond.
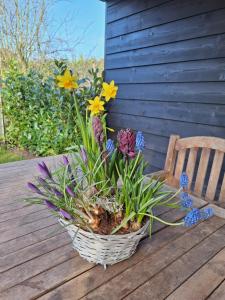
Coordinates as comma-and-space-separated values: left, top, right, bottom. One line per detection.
1, 156, 225, 300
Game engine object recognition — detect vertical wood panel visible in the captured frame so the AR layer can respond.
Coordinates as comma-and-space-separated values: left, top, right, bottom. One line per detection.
164, 135, 180, 174
205, 151, 224, 201
219, 174, 225, 202
174, 149, 186, 181
186, 148, 198, 190
194, 148, 211, 196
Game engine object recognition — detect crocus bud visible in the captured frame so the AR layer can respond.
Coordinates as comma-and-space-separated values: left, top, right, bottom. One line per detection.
44, 200, 58, 211
52, 187, 63, 198
27, 182, 44, 195
92, 116, 104, 145
38, 162, 52, 180
62, 155, 69, 166
60, 208, 73, 220
66, 186, 76, 198
80, 147, 87, 164
37, 177, 52, 191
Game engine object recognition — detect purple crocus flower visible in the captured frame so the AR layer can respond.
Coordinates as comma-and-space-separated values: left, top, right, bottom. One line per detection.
80, 147, 87, 164
27, 182, 44, 195
60, 208, 73, 220
62, 155, 69, 166
37, 177, 52, 191
52, 187, 63, 198
38, 162, 52, 180
66, 186, 76, 198
44, 200, 58, 211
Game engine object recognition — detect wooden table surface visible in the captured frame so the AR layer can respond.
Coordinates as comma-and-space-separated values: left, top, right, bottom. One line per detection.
0, 156, 225, 300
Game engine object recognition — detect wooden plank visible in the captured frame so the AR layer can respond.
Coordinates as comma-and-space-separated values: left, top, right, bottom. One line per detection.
194, 148, 211, 196
174, 149, 186, 181
77, 217, 225, 300
106, 58, 225, 84
0, 223, 64, 257
108, 113, 225, 140
126, 224, 225, 300
106, 0, 225, 38
0, 231, 70, 273
205, 150, 224, 201
1, 203, 209, 300
186, 147, 198, 189
167, 247, 225, 300
208, 280, 225, 300
107, 0, 169, 23
106, 34, 225, 69
114, 82, 225, 105
109, 100, 225, 128
106, 9, 225, 54
175, 136, 225, 152
219, 174, 225, 202
164, 135, 179, 174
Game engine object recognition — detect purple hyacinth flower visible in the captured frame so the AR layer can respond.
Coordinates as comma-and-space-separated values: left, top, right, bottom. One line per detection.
44, 200, 58, 211
80, 147, 87, 164
201, 207, 214, 220
62, 155, 69, 166
180, 172, 189, 189
180, 192, 193, 209
52, 187, 63, 198
183, 208, 202, 227
38, 162, 52, 180
60, 208, 73, 220
27, 182, 44, 195
136, 131, 145, 152
66, 186, 76, 197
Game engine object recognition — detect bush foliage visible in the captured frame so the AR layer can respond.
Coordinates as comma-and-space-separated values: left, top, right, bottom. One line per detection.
1, 61, 103, 156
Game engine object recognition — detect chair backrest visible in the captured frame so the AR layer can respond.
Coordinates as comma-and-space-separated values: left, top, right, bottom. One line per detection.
164, 135, 225, 202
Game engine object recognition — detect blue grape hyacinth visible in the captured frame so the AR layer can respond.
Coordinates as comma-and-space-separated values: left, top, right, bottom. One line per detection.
180, 192, 193, 209
183, 208, 202, 227
136, 131, 145, 151
180, 172, 189, 189
201, 207, 214, 220
106, 139, 115, 154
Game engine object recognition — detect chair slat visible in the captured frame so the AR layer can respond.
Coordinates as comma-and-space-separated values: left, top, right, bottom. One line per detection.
219, 174, 225, 202
174, 149, 186, 181
186, 148, 198, 190
164, 135, 180, 174
194, 148, 211, 196
205, 150, 224, 201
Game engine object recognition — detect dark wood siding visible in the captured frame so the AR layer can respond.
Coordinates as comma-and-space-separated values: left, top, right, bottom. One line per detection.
104, 0, 225, 172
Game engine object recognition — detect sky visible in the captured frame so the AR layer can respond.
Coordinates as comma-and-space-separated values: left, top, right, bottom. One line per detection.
50, 0, 106, 59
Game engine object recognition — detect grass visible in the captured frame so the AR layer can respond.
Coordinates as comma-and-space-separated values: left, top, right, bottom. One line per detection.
0, 147, 25, 164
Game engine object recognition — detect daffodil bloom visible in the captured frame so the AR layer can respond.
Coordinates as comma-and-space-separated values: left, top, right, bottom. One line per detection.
56, 69, 78, 89
88, 96, 105, 115
102, 80, 118, 101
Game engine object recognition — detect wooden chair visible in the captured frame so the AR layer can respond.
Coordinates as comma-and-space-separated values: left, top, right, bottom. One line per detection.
154, 135, 225, 203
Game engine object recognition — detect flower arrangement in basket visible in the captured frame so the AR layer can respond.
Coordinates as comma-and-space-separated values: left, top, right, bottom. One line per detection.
27, 69, 214, 267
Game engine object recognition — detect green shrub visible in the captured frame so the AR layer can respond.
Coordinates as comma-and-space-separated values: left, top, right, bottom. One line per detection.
1, 61, 103, 156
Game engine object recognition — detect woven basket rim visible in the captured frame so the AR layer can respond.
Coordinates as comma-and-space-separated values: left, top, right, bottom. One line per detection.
59, 218, 149, 239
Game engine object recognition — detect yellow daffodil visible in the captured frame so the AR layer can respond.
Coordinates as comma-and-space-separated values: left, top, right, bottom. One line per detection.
102, 80, 118, 102
88, 96, 105, 115
56, 69, 78, 89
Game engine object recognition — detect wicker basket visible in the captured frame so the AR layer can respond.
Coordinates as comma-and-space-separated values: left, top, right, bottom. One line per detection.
59, 218, 149, 267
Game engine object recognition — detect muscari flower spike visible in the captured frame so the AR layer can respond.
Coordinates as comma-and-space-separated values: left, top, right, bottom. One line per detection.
201, 207, 214, 220
183, 208, 202, 227
106, 139, 115, 154
180, 192, 193, 209
136, 131, 145, 152
180, 172, 189, 189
